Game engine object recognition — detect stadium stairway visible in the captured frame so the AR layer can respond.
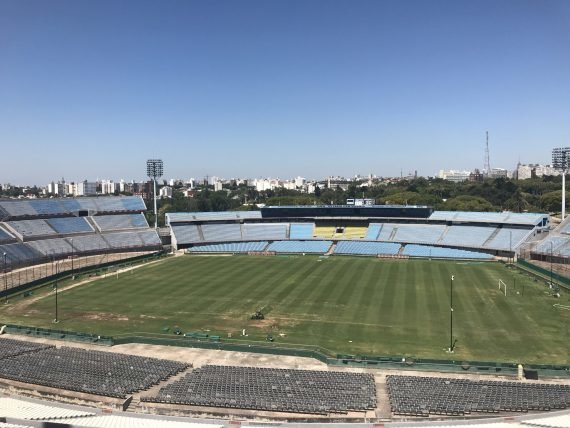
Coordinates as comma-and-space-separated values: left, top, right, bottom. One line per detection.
436, 225, 450, 244
482, 225, 502, 247
197, 224, 205, 241
136, 365, 193, 413
325, 243, 336, 255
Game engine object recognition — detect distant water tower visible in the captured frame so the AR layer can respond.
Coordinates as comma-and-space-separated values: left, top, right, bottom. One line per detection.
146, 159, 164, 229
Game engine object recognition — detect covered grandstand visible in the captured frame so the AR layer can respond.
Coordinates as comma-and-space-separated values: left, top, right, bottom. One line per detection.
167, 206, 548, 259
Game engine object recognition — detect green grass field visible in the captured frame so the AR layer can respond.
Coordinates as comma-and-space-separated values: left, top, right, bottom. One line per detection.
2, 255, 569, 364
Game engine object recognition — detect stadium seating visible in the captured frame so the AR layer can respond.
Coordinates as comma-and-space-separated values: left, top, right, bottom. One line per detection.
334, 241, 401, 256
289, 223, 314, 239
429, 211, 546, 226
391, 224, 445, 244
67, 234, 109, 253
46, 217, 94, 235
201, 223, 242, 242
403, 244, 493, 259
102, 232, 144, 249
5, 220, 57, 239
378, 223, 396, 241
484, 227, 533, 250
26, 238, 75, 256
267, 240, 332, 254
92, 214, 149, 231
0, 346, 188, 399
166, 211, 262, 224
0, 338, 54, 360
187, 241, 269, 253
171, 225, 202, 245
439, 225, 496, 248
342, 226, 368, 238
0, 243, 42, 265
365, 223, 382, 240
242, 223, 288, 240
137, 230, 162, 246
0, 227, 16, 244
387, 375, 570, 416
313, 226, 336, 239
535, 236, 569, 254
142, 365, 376, 415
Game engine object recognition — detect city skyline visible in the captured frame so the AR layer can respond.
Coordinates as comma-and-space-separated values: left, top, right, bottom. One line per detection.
1, 0, 569, 184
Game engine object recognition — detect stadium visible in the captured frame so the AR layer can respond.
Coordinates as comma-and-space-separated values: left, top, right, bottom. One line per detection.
0, 196, 568, 426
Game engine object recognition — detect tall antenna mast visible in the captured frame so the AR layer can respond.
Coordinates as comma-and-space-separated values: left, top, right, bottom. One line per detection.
484, 131, 491, 176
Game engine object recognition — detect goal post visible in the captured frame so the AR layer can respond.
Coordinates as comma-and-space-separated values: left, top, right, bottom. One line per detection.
498, 279, 507, 297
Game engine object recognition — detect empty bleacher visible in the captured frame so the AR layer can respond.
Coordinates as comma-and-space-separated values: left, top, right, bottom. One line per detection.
267, 240, 332, 254
289, 223, 314, 239
242, 223, 288, 240
484, 227, 533, 250
387, 375, 570, 416
166, 211, 262, 224
0, 338, 54, 360
535, 236, 569, 254
439, 225, 496, 248
26, 238, 75, 256
45, 217, 94, 235
5, 219, 57, 239
137, 230, 162, 246
403, 244, 493, 259
102, 232, 144, 249
429, 211, 546, 226
342, 226, 368, 239
187, 242, 269, 253
365, 223, 382, 240
142, 365, 376, 415
171, 225, 202, 245
0, 227, 16, 244
378, 223, 396, 241
201, 223, 242, 242
334, 241, 401, 256
313, 226, 336, 239
0, 243, 42, 265
92, 214, 149, 232
0, 345, 188, 399
67, 234, 109, 253
391, 224, 446, 244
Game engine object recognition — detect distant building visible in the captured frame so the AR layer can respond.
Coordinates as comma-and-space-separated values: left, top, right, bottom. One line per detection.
159, 186, 173, 198
214, 181, 223, 192
76, 180, 97, 196
101, 180, 117, 194
516, 163, 560, 180
489, 168, 508, 179
469, 169, 484, 182
438, 170, 471, 182
347, 198, 375, 206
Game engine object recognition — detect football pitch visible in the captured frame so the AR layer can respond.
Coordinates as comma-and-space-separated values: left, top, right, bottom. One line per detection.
3, 255, 569, 364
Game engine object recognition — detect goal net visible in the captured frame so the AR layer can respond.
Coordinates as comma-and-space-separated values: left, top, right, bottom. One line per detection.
498, 279, 507, 297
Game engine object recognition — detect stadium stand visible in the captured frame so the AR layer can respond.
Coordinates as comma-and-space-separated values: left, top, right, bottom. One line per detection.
0, 196, 146, 221
365, 223, 382, 240
289, 223, 314, 239
102, 232, 144, 249
242, 223, 288, 240
45, 217, 94, 235
378, 223, 396, 241
142, 365, 376, 415
439, 225, 496, 248
403, 244, 493, 259
429, 211, 547, 226
26, 238, 74, 256
391, 224, 446, 244
5, 220, 57, 239
137, 230, 162, 247
0, 346, 189, 399
0, 338, 54, 360
171, 225, 202, 245
313, 226, 336, 239
67, 234, 109, 253
0, 227, 16, 244
484, 227, 533, 250
535, 236, 569, 254
201, 223, 242, 242
267, 240, 332, 254
0, 243, 42, 264
187, 242, 268, 253
342, 227, 368, 238
386, 375, 570, 416
92, 214, 149, 232
166, 211, 262, 224
334, 241, 401, 256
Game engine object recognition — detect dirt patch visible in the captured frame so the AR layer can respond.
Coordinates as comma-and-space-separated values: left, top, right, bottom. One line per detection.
67, 312, 129, 322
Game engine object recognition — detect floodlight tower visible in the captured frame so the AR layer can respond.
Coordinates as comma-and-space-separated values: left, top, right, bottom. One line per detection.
552, 148, 570, 220
146, 159, 164, 229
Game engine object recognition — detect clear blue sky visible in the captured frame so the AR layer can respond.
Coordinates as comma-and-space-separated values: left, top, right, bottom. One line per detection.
1, 0, 569, 185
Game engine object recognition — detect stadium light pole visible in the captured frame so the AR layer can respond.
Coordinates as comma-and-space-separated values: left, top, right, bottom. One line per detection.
551, 241, 554, 288
70, 238, 74, 280
146, 159, 164, 229
3, 252, 7, 304
449, 274, 455, 352
54, 260, 59, 323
